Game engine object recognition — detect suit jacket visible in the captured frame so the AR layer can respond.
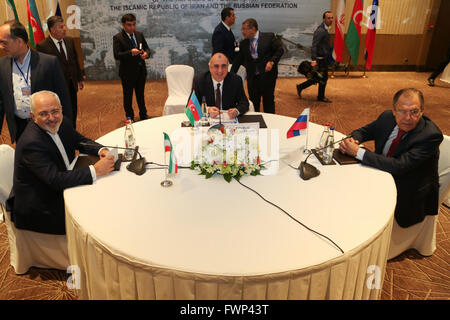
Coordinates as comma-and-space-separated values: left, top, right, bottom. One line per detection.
193, 71, 249, 115
231, 32, 284, 80
113, 29, 150, 79
6, 117, 103, 235
212, 22, 236, 62
311, 23, 330, 63
36, 36, 85, 92
351, 110, 443, 227
0, 50, 72, 143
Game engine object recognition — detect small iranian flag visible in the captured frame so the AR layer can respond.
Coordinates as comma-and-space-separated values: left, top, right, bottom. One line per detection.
185, 91, 203, 125
163, 132, 178, 174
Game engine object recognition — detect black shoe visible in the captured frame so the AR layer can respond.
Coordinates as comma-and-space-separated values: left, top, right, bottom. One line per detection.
318, 97, 332, 103
427, 78, 435, 86
296, 84, 303, 98
140, 114, 150, 120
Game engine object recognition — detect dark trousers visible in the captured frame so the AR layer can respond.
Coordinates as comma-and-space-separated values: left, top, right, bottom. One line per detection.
69, 84, 78, 129
429, 49, 450, 80
120, 67, 148, 120
15, 116, 31, 143
297, 59, 329, 99
247, 72, 277, 114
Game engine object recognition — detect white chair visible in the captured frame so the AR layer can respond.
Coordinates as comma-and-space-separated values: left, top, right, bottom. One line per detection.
388, 135, 450, 259
1, 145, 69, 274
229, 64, 255, 112
0, 145, 14, 223
163, 65, 194, 116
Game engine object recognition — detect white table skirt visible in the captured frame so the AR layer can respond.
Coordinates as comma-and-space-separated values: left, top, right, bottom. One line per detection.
65, 113, 396, 299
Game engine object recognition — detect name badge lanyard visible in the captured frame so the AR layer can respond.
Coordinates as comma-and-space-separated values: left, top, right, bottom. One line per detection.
14, 59, 31, 87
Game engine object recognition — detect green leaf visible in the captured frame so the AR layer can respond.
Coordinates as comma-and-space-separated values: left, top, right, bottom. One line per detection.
205, 172, 214, 179
224, 174, 232, 183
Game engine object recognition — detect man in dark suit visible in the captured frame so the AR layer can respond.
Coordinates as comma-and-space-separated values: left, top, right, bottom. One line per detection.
113, 13, 151, 121
296, 11, 333, 103
194, 53, 249, 119
37, 16, 85, 129
7, 90, 115, 235
231, 18, 284, 114
339, 88, 443, 229
0, 21, 72, 143
212, 7, 237, 62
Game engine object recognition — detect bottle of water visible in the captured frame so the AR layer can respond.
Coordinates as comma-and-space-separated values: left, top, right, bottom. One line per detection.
201, 96, 209, 126
124, 118, 136, 161
323, 126, 335, 164
318, 123, 330, 158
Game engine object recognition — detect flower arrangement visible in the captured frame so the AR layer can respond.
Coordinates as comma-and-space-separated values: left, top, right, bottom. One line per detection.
190, 124, 263, 182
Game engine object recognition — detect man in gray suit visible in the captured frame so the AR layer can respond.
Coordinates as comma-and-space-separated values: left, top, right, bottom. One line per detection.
0, 21, 72, 143
296, 11, 333, 103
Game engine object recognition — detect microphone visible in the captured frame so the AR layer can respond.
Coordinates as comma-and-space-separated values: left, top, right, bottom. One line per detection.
299, 135, 352, 180
79, 142, 147, 175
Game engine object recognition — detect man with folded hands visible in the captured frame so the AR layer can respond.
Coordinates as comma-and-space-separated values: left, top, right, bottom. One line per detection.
194, 53, 249, 119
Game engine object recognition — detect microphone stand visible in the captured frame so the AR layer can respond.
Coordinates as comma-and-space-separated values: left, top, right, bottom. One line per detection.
299, 135, 352, 180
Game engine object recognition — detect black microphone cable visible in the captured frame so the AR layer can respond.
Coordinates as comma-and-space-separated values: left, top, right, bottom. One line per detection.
236, 179, 345, 254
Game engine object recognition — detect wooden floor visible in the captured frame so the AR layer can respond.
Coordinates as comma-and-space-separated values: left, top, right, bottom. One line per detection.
0, 72, 449, 299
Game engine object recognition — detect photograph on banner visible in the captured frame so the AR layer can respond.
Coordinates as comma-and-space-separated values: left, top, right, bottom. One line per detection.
78, 0, 329, 80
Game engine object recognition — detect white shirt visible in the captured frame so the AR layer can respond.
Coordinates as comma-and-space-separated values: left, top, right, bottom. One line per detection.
50, 35, 67, 58
46, 131, 97, 182
356, 125, 406, 160
12, 49, 32, 119
221, 21, 231, 31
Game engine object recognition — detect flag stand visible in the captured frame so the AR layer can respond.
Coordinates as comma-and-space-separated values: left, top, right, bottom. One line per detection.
160, 145, 173, 188
362, 66, 368, 78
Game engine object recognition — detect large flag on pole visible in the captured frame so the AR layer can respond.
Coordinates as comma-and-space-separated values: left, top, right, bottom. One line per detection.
345, 0, 363, 65
26, 0, 45, 48
185, 91, 203, 125
364, 0, 379, 70
55, 0, 62, 16
6, 0, 19, 21
332, 0, 345, 62
287, 108, 309, 139
163, 132, 178, 174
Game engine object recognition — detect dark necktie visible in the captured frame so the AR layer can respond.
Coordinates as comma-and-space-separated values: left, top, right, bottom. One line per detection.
130, 34, 137, 48
216, 83, 222, 110
386, 129, 406, 157
58, 41, 67, 60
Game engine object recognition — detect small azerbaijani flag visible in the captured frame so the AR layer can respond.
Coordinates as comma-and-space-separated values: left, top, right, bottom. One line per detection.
287, 108, 309, 139
185, 91, 203, 125
163, 132, 178, 174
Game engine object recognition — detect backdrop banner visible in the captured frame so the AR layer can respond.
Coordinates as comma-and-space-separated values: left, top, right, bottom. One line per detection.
78, 0, 329, 80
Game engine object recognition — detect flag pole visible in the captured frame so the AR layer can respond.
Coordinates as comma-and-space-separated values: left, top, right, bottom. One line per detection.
161, 137, 173, 187
303, 112, 310, 154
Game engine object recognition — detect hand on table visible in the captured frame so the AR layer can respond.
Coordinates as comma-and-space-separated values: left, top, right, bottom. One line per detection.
338, 137, 360, 157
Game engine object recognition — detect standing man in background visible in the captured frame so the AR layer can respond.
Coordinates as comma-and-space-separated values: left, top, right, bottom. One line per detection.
0, 21, 72, 143
37, 16, 85, 129
212, 7, 237, 62
113, 13, 151, 122
297, 11, 333, 103
231, 18, 284, 114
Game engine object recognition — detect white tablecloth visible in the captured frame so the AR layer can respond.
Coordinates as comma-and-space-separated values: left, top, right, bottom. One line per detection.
64, 113, 396, 299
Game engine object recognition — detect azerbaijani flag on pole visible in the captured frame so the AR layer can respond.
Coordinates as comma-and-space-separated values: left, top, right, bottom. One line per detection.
185, 91, 203, 125
6, 0, 19, 21
345, 0, 363, 65
163, 132, 178, 174
26, 0, 45, 48
332, 0, 345, 63
287, 108, 309, 139
364, 0, 379, 70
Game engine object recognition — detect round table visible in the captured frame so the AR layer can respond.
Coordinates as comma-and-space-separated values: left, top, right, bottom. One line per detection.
64, 112, 396, 299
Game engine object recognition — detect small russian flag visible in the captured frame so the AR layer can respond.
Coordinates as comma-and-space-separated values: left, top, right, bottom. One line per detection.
287, 108, 309, 139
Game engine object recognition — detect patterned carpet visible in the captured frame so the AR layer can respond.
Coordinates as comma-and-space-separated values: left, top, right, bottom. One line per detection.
0, 72, 449, 300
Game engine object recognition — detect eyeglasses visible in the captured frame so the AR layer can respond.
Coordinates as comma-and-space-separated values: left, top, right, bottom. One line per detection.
395, 109, 422, 117
37, 108, 62, 119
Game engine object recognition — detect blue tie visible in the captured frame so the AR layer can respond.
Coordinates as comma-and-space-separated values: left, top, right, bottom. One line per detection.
130, 34, 137, 48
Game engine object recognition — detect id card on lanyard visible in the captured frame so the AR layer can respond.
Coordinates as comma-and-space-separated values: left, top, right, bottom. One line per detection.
14, 59, 31, 97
